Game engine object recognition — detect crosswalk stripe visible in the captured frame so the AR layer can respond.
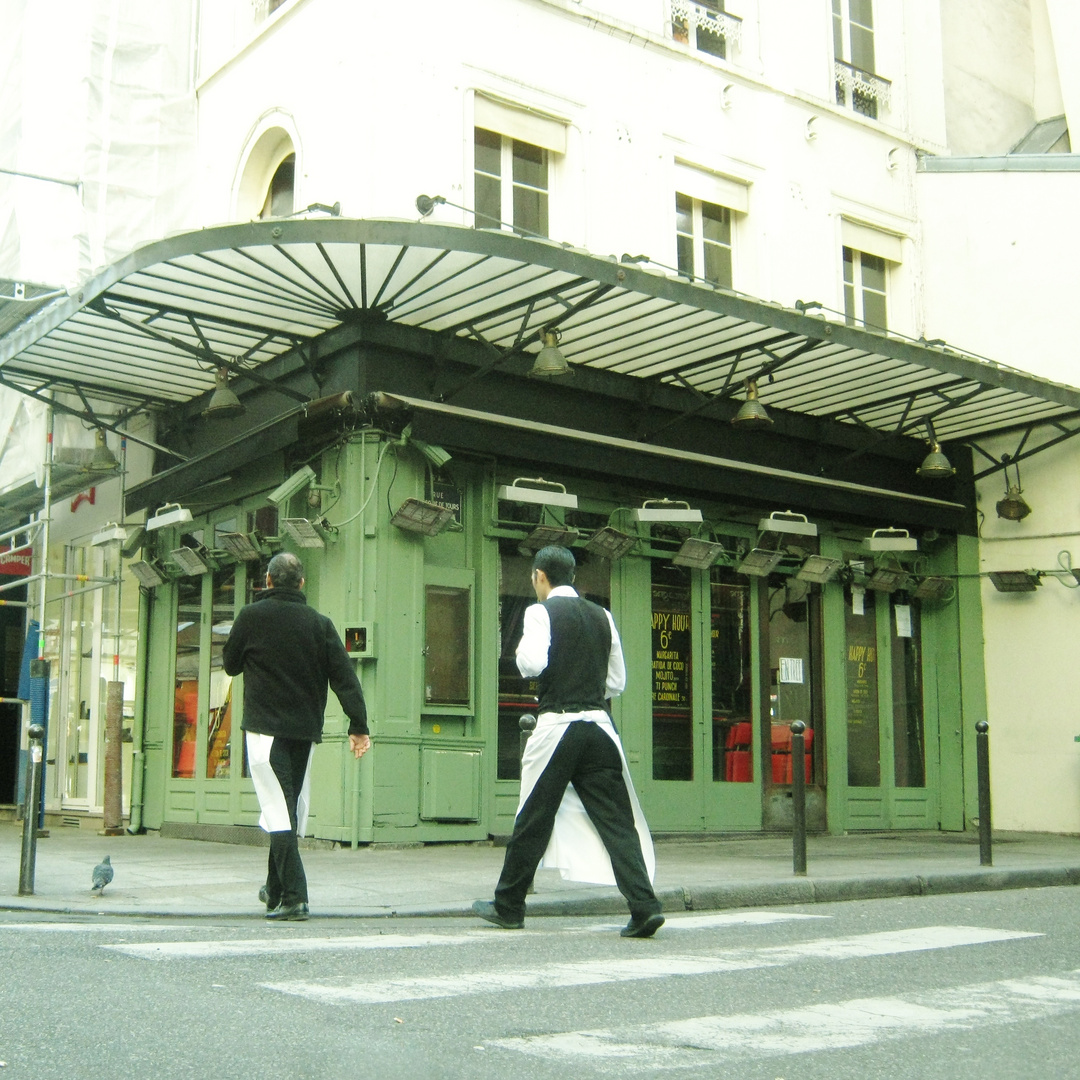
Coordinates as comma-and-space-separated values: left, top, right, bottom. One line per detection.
102, 930, 499, 959
489, 969, 1080, 1068
589, 912, 829, 932
0, 923, 187, 933
262, 925, 1037, 1005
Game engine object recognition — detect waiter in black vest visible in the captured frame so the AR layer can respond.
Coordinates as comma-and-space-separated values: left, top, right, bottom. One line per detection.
473, 545, 664, 937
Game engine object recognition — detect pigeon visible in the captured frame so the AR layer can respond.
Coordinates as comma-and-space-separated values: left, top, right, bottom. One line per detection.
91, 856, 113, 894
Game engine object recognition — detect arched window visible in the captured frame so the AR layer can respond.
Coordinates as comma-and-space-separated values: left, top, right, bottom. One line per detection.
259, 153, 295, 219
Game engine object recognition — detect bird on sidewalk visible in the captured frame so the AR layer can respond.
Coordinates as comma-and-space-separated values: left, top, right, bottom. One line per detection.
91, 856, 113, 894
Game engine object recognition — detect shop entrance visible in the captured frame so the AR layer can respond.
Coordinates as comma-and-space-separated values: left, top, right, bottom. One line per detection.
842, 586, 938, 829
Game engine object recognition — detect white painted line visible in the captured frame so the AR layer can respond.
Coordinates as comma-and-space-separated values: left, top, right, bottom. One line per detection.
588, 912, 830, 932
103, 930, 501, 959
0, 923, 190, 933
264, 925, 1038, 1005
489, 969, 1080, 1068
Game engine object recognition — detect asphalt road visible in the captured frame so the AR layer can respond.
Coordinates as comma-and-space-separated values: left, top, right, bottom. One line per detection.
2, 887, 1080, 1079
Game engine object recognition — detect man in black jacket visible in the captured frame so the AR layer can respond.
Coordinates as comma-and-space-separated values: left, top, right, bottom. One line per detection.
473, 545, 663, 937
223, 551, 370, 920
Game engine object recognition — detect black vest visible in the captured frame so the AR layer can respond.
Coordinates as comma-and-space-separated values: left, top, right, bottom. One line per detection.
537, 595, 612, 713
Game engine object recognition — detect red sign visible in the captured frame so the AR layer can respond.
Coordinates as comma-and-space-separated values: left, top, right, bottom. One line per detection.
0, 545, 33, 576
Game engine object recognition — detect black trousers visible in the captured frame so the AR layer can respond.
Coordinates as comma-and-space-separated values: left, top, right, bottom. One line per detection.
494, 720, 661, 922
264, 736, 312, 908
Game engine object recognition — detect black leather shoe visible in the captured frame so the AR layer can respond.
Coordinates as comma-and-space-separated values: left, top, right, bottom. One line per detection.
266, 902, 309, 921
471, 899, 524, 929
621, 912, 664, 938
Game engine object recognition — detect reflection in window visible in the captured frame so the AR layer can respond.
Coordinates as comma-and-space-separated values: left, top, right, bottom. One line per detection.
768, 579, 817, 785
474, 127, 548, 237
843, 247, 887, 330
676, 192, 733, 288
259, 153, 295, 218
652, 563, 693, 781
892, 599, 925, 787
425, 584, 470, 706
845, 587, 880, 786
172, 577, 203, 779
711, 566, 751, 781
206, 567, 237, 779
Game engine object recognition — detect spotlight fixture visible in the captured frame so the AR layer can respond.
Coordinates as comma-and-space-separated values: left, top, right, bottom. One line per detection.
497, 478, 578, 510
91, 522, 128, 547
412, 438, 452, 470
217, 531, 263, 561
86, 429, 120, 473
996, 485, 1031, 521
389, 498, 456, 536
731, 380, 773, 428
415, 193, 447, 217
737, 547, 785, 577
169, 546, 210, 576
988, 570, 1041, 593
795, 555, 844, 584
632, 499, 703, 524
759, 511, 818, 538
912, 575, 954, 601
282, 518, 328, 549
203, 367, 245, 419
584, 526, 636, 560
865, 564, 911, 593
129, 559, 166, 588
146, 503, 193, 531
672, 537, 726, 570
528, 327, 572, 379
864, 528, 918, 552
917, 441, 955, 479
520, 525, 579, 551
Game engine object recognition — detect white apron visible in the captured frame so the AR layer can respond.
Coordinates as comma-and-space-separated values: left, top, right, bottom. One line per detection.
518, 711, 656, 886
245, 732, 314, 835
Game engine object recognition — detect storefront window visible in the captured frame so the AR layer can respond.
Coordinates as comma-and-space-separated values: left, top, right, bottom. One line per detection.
767, 579, 818, 785
892, 598, 925, 787
206, 567, 237, 779
425, 584, 470, 705
845, 586, 880, 786
710, 567, 751, 781
652, 563, 693, 781
172, 577, 202, 779
60, 546, 94, 800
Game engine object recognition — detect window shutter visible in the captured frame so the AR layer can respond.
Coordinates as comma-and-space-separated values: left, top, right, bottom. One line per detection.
674, 163, 749, 214
841, 219, 903, 262
474, 94, 567, 154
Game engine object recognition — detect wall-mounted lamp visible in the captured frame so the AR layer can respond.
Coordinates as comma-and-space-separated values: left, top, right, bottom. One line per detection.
129, 559, 167, 588
988, 570, 1041, 593
204, 367, 245, 420
796, 555, 844, 584
672, 537, 726, 570
529, 328, 573, 379
390, 498, 456, 536
759, 511, 817, 538
584, 526, 636, 560
632, 499, 702, 524
737, 547, 785, 577
498, 477, 579, 510
146, 503, 193, 531
913, 575, 954, 601
995, 456, 1031, 520
731, 380, 773, 428
864, 528, 918, 552
520, 524, 579, 551
217, 532, 264, 561
865, 563, 911, 593
169, 546, 210, 576
282, 518, 330, 549
91, 523, 128, 547
415, 194, 447, 217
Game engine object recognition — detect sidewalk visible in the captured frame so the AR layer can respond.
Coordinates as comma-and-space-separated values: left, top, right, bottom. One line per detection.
3, 823, 1080, 919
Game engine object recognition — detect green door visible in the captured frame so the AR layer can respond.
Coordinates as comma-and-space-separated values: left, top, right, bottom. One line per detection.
842, 586, 939, 829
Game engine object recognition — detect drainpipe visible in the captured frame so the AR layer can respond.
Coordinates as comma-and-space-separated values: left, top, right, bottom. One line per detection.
126, 585, 151, 833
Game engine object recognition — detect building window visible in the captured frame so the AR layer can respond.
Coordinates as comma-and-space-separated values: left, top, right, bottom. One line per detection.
843, 246, 887, 330
832, 0, 890, 119
474, 128, 548, 238
672, 0, 741, 59
259, 153, 294, 219
676, 192, 733, 289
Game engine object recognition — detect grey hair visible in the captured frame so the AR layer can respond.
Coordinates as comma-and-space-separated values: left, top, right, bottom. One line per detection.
267, 551, 304, 590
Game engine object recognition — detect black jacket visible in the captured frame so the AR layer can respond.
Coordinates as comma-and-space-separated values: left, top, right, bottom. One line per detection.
222, 587, 368, 743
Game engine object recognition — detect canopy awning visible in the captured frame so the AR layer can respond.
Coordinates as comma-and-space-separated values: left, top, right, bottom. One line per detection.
2, 218, 1078, 468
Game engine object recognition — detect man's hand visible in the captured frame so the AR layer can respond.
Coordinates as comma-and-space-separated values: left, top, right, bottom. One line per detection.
349, 733, 371, 759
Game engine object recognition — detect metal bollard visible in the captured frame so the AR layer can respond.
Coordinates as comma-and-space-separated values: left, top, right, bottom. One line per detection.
975, 720, 992, 866
790, 720, 807, 876
519, 713, 537, 760
18, 723, 46, 896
